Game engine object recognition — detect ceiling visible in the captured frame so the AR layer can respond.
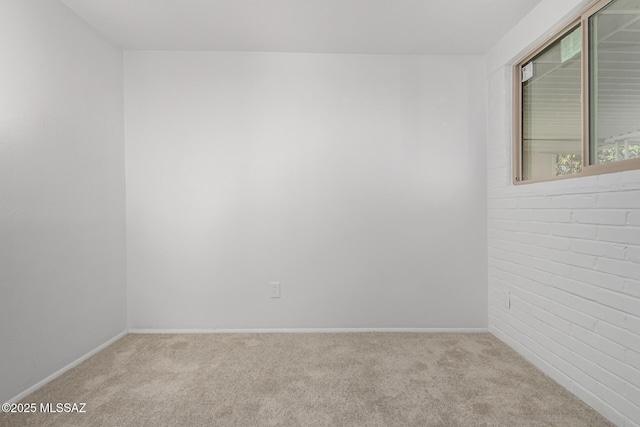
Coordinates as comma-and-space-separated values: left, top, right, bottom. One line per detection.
60, 0, 542, 54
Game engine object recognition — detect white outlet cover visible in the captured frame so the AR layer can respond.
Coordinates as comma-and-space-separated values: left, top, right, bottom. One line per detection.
270, 282, 281, 298
503, 290, 510, 309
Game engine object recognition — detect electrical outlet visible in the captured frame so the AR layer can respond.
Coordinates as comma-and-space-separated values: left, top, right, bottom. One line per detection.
270, 282, 281, 298
503, 290, 511, 309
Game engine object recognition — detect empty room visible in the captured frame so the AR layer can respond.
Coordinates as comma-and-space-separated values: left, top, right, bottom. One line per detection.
1, 0, 639, 425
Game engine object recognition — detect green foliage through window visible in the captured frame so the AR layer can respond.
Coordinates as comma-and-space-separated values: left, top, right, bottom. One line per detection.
556, 154, 582, 176
596, 144, 640, 164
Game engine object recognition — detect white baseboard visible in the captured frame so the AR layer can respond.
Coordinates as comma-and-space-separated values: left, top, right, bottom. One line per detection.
5, 330, 128, 404
128, 328, 489, 334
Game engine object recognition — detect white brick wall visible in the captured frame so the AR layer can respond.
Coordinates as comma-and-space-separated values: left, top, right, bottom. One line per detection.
487, 65, 640, 427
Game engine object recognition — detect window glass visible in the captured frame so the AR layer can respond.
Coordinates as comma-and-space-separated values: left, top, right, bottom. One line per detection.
590, 0, 640, 164
522, 26, 583, 181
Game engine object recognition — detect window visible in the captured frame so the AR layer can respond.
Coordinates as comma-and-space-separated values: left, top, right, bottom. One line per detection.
514, 0, 640, 183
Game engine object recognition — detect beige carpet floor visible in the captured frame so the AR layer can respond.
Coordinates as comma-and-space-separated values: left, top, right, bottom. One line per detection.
1, 333, 611, 427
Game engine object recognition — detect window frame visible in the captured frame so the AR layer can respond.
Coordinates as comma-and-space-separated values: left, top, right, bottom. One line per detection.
512, 0, 640, 184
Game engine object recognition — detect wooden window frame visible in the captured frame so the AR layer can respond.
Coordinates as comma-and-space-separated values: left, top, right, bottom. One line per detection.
513, 0, 640, 184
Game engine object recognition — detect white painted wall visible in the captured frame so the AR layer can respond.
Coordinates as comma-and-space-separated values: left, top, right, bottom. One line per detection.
486, 1, 640, 425
125, 51, 487, 330
0, 0, 126, 404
